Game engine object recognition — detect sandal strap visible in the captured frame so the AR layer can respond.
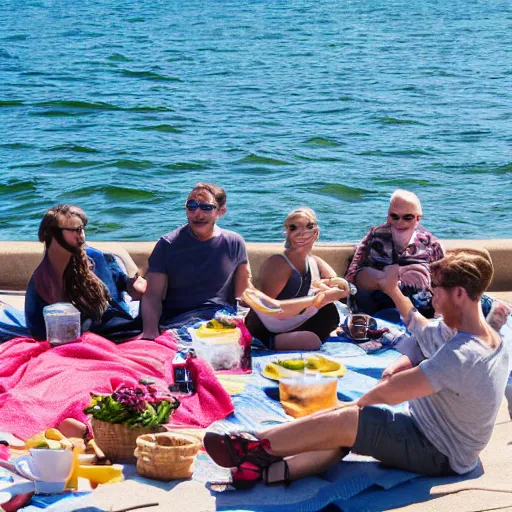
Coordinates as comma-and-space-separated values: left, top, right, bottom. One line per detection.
264, 459, 291, 486
224, 433, 282, 469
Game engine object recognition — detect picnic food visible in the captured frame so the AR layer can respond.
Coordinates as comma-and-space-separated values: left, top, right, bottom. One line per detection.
262, 354, 346, 381
24, 429, 73, 450
83, 383, 180, 428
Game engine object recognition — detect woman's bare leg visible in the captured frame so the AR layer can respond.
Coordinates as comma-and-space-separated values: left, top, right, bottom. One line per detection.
274, 331, 322, 351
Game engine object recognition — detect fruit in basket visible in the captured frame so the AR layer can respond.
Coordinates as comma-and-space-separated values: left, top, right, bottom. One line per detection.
84, 383, 180, 429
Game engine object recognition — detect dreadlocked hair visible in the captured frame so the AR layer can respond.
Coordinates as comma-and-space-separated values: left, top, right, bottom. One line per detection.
430, 248, 493, 301
39, 204, 111, 320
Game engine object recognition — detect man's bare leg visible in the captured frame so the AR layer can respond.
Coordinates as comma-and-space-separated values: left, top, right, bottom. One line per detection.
266, 448, 346, 483
261, 406, 360, 457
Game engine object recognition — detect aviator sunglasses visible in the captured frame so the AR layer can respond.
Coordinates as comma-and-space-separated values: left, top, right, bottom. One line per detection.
185, 199, 218, 212
389, 213, 418, 222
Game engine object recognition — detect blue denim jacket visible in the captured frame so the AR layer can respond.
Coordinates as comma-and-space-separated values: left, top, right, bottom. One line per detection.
25, 247, 135, 341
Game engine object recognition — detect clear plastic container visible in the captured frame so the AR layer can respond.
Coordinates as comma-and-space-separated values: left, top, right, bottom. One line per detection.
43, 302, 81, 346
279, 374, 338, 418
194, 337, 243, 371
188, 326, 243, 370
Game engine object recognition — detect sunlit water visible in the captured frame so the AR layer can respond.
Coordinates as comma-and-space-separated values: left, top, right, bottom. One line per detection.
1, 0, 511, 242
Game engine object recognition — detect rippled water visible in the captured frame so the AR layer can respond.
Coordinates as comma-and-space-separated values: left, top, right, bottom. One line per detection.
1, 0, 511, 242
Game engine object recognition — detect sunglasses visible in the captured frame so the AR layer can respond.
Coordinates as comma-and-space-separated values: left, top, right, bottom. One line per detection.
59, 226, 85, 234
288, 222, 317, 232
389, 213, 417, 222
185, 199, 218, 212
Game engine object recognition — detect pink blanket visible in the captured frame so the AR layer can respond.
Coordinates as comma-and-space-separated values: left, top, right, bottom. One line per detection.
0, 332, 234, 440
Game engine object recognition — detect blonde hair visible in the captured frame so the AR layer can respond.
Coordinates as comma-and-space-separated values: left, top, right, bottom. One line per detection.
430, 248, 494, 300
284, 207, 318, 229
283, 207, 319, 249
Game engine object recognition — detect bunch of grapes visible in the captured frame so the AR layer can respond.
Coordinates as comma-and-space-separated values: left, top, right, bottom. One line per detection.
112, 386, 147, 414
143, 384, 176, 405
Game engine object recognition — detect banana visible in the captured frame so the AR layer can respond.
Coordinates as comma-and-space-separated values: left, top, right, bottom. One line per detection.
242, 288, 283, 314
305, 355, 341, 373
263, 362, 298, 380
25, 429, 74, 450
44, 428, 65, 441
315, 355, 341, 373
24, 433, 49, 450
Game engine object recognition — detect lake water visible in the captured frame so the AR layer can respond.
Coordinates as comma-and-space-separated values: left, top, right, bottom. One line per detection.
1, 0, 511, 242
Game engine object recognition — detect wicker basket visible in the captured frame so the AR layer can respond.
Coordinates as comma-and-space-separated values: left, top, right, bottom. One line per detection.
91, 418, 164, 463
134, 431, 202, 481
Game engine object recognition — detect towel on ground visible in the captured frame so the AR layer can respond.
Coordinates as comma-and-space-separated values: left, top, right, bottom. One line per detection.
0, 332, 233, 440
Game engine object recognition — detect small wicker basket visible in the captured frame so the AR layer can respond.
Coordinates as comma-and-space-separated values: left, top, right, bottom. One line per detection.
91, 418, 164, 463
134, 431, 202, 481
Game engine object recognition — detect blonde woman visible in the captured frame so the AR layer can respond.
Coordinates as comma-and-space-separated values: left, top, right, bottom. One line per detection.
245, 208, 346, 351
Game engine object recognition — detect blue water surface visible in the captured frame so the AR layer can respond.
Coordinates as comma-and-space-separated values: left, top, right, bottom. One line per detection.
1, 0, 511, 241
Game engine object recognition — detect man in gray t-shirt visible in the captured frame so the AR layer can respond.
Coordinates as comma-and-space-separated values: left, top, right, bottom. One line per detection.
141, 183, 251, 338
407, 313, 508, 473
203, 249, 510, 489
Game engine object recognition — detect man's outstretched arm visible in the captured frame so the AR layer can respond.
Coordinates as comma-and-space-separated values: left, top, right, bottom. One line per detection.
357, 365, 435, 407
378, 264, 430, 329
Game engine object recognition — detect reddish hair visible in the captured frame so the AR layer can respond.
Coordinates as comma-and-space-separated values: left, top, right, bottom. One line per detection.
430, 248, 493, 301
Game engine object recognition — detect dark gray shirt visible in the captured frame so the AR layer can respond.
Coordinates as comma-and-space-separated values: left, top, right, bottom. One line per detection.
148, 224, 248, 323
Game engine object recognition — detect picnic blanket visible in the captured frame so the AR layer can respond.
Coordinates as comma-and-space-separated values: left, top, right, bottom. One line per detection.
0, 332, 233, 440
10, 318, 512, 512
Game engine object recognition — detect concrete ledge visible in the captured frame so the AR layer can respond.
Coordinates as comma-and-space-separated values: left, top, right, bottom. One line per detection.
0, 239, 511, 299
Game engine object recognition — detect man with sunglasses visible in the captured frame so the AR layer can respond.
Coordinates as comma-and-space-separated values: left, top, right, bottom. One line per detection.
141, 183, 251, 339
346, 189, 444, 317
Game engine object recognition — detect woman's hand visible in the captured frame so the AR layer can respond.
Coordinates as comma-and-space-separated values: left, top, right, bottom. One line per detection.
312, 277, 350, 303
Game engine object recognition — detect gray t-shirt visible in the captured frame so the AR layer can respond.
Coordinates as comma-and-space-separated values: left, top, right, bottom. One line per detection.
148, 224, 248, 322
408, 313, 509, 474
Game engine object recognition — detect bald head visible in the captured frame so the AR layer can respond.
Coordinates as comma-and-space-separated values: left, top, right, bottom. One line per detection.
389, 189, 422, 216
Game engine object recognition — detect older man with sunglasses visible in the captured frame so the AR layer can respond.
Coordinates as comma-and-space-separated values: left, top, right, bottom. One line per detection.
141, 182, 251, 339
345, 189, 444, 318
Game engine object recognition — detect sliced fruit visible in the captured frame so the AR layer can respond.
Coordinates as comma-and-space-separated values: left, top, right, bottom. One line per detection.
262, 362, 298, 380
277, 359, 307, 371
311, 354, 341, 373
46, 439, 63, 450
262, 363, 283, 380
24, 433, 49, 450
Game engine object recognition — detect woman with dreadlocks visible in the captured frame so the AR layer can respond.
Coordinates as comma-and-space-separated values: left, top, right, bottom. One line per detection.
25, 204, 146, 342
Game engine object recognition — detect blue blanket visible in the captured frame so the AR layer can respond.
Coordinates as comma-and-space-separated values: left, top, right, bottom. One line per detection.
20, 319, 512, 512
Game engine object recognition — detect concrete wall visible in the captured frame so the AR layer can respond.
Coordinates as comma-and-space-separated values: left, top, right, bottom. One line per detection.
0, 240, 511, 301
